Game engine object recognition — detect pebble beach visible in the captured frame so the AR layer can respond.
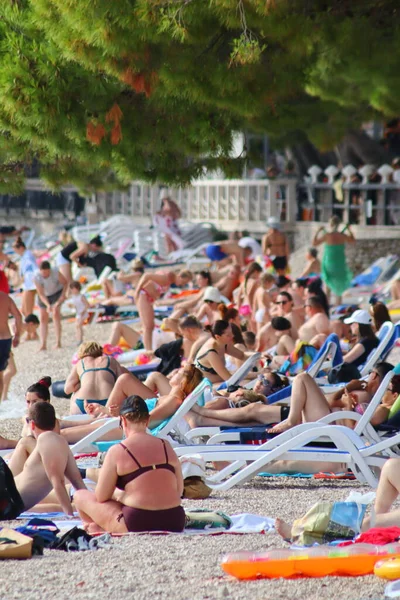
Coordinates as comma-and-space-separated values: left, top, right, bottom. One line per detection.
1, 319, 398, 600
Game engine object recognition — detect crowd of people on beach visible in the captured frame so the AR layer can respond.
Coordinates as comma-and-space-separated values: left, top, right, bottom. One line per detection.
1, 211, 400, 538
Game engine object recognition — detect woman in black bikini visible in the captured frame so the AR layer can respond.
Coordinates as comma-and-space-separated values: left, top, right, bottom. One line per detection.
74, 395, 185, 534
194, 320, 253, 384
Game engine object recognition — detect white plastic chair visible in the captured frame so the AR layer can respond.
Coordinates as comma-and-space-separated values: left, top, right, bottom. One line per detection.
70, 378, 212, 454
217, 353, 261, 391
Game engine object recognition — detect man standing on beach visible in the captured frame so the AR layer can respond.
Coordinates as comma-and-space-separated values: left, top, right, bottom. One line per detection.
262, 217, 290, 275
0, 402, 86, 519
0, 291, 22, 400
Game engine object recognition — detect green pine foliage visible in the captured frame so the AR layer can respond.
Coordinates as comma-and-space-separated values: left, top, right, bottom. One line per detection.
0, 0, 398, 192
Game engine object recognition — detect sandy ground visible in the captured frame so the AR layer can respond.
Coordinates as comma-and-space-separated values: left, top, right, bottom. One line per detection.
0, 319, 398, 600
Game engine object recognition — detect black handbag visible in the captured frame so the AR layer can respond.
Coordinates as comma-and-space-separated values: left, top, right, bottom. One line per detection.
328, 362, 361, 384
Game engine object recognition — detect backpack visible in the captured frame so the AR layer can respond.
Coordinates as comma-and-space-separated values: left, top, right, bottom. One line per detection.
0, 457, 24, 521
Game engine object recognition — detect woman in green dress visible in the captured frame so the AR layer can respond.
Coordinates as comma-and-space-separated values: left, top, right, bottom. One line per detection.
312, 215, 355, 305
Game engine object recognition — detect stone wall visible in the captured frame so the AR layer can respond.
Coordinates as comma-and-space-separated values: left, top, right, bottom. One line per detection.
288, 222, 400, 275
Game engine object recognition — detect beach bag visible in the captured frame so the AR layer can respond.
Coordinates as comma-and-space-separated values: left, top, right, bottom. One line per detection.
291, 492, 375, 546
183, 478, 212, 500
180, 455, 212, 499
279, 342, 318, 377
184, 509, 232, 530
328, 362, 361, 384
0, 528, 33, 559
0, 457, 24, 521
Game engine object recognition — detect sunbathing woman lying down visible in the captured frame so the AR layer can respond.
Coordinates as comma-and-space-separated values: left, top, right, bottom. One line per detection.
187, 368, 400, 435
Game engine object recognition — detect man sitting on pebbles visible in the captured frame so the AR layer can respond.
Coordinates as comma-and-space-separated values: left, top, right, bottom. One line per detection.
0, 401, 85, 519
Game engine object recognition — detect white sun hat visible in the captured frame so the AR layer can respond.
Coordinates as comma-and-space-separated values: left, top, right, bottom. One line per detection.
203, 286, 222, 303
344, 309, 373, 325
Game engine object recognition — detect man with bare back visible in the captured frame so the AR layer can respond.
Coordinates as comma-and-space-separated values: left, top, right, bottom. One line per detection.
262, 217, 290, 275
0, 402, 85, 519
297, 296, 331, 345
0, 291, 22, 400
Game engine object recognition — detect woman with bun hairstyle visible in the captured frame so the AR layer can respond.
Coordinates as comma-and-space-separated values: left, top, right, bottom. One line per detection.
2, 376, 52, 471
218, 304, 241, 328
65, 341, 126, 415
193, 320, 255, 384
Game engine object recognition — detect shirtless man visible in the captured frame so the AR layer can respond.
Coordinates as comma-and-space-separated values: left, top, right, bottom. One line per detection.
297, 296, 330, 345
257, 291, 302, 351
299, 247, 321, 278
0, 291, 22, 400
262, 217, 290, 275
204, 241, 252, 268
214, 264, 241, 301
1, 401, 85, 519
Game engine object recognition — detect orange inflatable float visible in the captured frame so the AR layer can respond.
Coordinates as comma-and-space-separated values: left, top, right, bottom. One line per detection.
221, 544, 400, 580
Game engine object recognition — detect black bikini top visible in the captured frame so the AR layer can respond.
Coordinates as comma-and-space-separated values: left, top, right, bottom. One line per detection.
116, 439, 175, 490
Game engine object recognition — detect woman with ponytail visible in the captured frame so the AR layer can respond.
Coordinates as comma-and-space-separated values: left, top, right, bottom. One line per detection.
3, 376, 53, 473
193, 320, 255, 384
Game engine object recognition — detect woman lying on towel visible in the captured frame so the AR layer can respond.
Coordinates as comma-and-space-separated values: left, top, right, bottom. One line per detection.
74, 395, 185, 534
187, 368, 400, 435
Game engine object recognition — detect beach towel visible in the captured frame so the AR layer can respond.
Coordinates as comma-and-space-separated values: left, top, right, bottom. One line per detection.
18, 512, 275, 536
338, 527, 400, 547
279, 342, 318, 377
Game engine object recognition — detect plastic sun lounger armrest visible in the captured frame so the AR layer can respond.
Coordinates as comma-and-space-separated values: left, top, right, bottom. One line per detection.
70, 417, 119, 454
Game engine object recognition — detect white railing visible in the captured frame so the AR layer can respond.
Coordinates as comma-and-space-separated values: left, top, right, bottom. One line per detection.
301, 164, 400, 226
96, 178, 298, 232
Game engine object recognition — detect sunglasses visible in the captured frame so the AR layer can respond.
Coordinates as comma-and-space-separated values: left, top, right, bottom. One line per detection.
25, 417, 31, 424
275, 300, 288, 305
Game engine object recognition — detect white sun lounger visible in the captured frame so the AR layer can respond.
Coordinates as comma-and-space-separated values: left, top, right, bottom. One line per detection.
192, 370, 395, 449
175, 422, 396, 490
217, 353, 261, 391
69, 378, 212, 454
